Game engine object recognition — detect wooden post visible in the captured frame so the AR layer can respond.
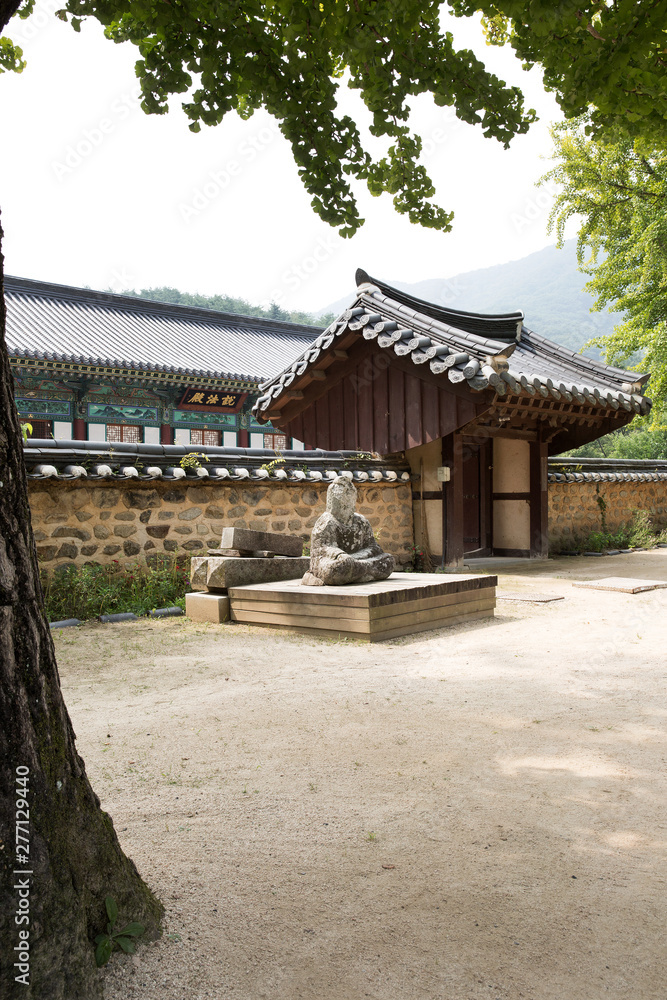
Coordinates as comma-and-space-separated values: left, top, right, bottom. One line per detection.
160, 424, 173, 445
529, 438, 549, 557
72, 418, 85, 440
442, 432, 464, 567
238, 428, 249, 448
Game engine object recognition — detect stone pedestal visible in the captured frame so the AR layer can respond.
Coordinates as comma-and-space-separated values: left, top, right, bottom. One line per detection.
185, 592, 230, 623
227, 572, 496, 642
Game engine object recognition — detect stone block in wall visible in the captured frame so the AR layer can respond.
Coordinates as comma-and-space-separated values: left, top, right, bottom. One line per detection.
123, 541, 141, 556
139, 510, 152, 523
182, 540, 204, 550
178, 507, 202, 520
37, 545, 58, 561
174, 526, 193, 535
94, 524, 110, 539
92, 488, 120, 508
241, 489, 267, 507
56, 543, 78, 560
186, 487, 211, 504
114, 511, 135, 521
75, 511, 93, 522
103, 544, 121, 555
113, 525, 137, 538
164, 540, 178, 551
81, 545, 98, 556
33, 530, 47, 541
44, 513, 68, 524
163, 490, 185, 503
122, 489, 160, 510
146, 525, 170, 539
52, 526, 91, 541
205, 505, 225, 519
144, 541, 155, 550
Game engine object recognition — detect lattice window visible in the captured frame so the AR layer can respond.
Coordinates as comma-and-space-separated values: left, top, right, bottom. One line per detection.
191, 429, 221, 447
107, 424, 142, 443
21, 419, 51, 439
264, 433, 287, 451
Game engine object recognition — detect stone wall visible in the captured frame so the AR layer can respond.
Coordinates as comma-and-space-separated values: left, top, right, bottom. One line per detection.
28, 479, 415, 573
548, 479, 667, 547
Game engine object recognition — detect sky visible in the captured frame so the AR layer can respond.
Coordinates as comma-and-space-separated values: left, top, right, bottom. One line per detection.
1, 3, 569, 315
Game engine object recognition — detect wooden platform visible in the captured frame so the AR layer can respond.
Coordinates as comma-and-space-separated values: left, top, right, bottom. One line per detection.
228, 572, 497, 641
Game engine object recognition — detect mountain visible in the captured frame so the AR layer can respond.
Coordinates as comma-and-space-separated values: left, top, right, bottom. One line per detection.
322, 241, 623, 357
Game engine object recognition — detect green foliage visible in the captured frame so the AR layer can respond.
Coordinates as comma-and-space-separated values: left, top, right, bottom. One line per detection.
43, 0, 534, 235
43, 556, 189, 622
555, 509, 667, 555
20, 421, 32, 442
94, 895, 145, 967
118, 285, 332, 327
565, 421, 667, 460
7, 1, 667, 233
179, 451, 208, 470
0, 35, 25, 72
452, 2, 667, 145
544, 116, 667, 416
260, 451, 285, 473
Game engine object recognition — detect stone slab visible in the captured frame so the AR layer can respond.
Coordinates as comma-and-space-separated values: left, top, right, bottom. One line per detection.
573, 577, 667, 594
185, 592, 230, 623
228, 572, 496, 642
190, 556, 310, 592
497, 592, 564, 603
220, 526, 303, 558
208, 548, 275, 558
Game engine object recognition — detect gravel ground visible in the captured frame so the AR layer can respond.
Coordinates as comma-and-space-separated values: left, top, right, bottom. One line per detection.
53, 551, 667, 1000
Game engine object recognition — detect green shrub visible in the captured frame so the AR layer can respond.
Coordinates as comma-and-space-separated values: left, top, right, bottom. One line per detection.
553, 508, 666, 554
42, 555, 189, 622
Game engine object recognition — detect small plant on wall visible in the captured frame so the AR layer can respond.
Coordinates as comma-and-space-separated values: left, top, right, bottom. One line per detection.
180, 452, 209, 470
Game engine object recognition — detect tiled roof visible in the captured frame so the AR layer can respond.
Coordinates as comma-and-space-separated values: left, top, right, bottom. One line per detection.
22, 440, 412, 483
254, 271, 651, 418
5, 276, 320, 383
548, 458, 667, 483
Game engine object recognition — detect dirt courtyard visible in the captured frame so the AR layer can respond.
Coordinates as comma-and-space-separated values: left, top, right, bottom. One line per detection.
53, 552, 667, 1000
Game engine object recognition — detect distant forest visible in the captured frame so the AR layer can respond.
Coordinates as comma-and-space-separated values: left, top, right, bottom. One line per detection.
118, 285, 333, 329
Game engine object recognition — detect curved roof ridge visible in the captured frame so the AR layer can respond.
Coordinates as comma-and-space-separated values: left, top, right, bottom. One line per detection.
355, 268, 523, 340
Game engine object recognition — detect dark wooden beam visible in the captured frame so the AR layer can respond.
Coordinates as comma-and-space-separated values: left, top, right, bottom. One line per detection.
529, 437, 549, 558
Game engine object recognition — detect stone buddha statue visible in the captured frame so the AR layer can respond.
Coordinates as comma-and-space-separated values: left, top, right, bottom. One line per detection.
302, 476, 395, 587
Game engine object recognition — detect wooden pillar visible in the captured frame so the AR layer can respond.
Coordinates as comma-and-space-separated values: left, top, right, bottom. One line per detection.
238, 429, 249, 448
160, 424, 173, 445
529, 438, 549, 557
442, 431, 464, 567
72, 418, 85, 440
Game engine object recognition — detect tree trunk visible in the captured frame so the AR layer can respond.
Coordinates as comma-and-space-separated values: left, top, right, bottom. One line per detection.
0, 218, 163, 997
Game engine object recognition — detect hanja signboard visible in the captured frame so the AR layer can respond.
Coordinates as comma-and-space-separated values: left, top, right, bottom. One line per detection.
177, 389, 247, 413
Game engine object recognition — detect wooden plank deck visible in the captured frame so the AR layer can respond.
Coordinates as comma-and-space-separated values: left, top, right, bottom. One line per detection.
228, 572, 496, 642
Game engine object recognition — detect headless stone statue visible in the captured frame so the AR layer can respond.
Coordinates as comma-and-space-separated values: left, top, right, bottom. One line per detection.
302, 476, 395, 586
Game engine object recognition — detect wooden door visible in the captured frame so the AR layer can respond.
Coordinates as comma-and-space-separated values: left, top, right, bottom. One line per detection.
461, 441, 491, 555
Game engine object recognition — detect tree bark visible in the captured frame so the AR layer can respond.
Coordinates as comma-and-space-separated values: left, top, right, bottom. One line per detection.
0, 218, 163, 997
0, 0, 21, 32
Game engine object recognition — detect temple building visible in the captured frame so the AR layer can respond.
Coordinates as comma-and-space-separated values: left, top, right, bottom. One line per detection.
5, 275, 319, 450
253, 270, 652, 565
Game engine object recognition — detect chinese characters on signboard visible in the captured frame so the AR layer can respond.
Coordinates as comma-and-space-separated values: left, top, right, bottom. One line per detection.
177, 389, 246, 413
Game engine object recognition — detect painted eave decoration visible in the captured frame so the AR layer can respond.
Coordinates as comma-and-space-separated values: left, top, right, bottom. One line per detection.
253, 269, 651, 422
